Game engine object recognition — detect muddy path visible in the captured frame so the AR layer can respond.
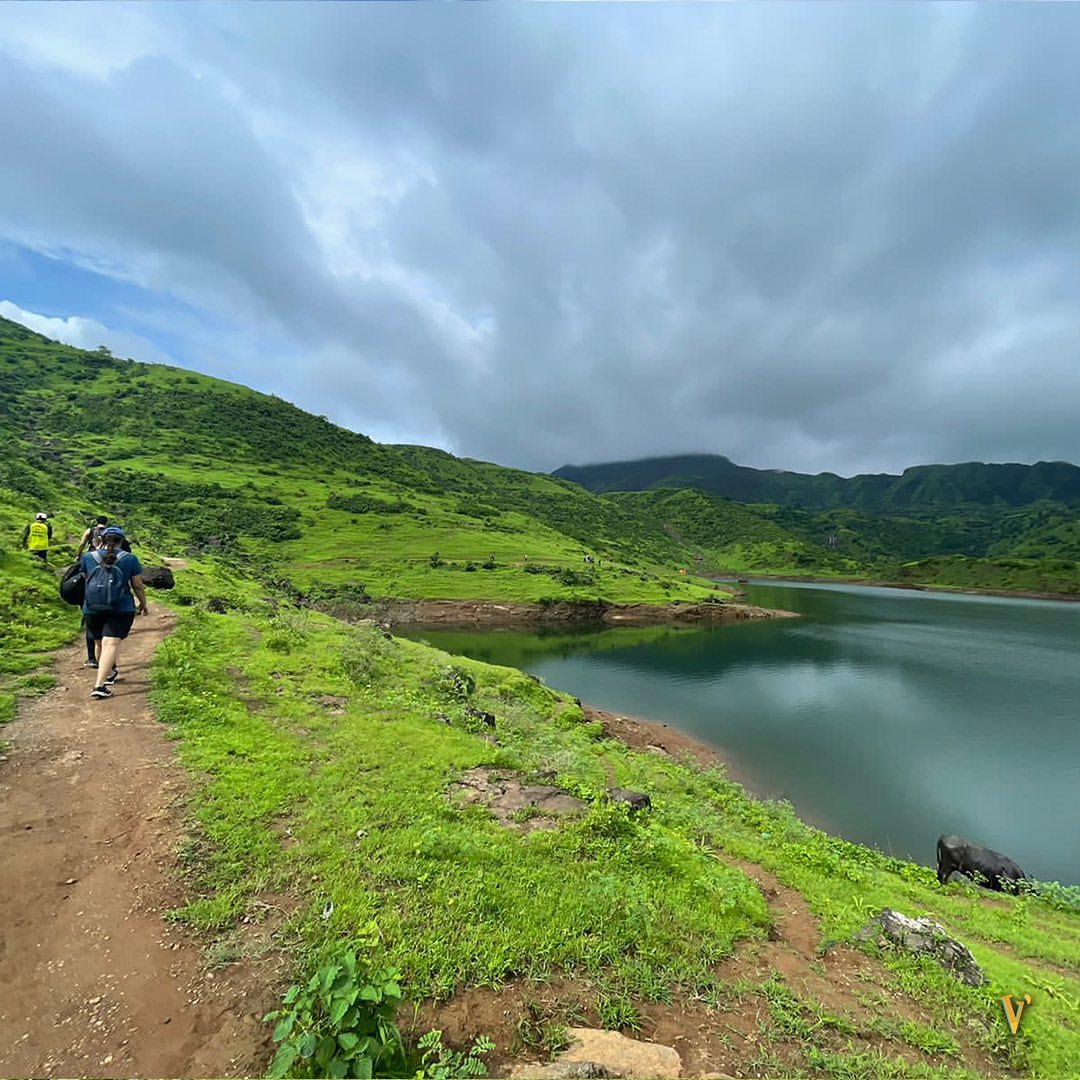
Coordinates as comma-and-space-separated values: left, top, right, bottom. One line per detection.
0, 611, 278, 1079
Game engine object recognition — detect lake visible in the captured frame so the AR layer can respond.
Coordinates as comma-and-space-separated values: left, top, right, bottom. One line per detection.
407, 582, 1080, 885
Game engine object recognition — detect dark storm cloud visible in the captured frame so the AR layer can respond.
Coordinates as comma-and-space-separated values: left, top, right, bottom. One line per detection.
3, 3, 1080, 475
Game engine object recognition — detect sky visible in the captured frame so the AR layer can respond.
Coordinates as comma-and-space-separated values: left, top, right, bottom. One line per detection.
2, 3, 1080, 478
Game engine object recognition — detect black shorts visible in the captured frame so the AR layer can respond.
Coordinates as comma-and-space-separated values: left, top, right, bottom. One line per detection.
84, 611, 136, 641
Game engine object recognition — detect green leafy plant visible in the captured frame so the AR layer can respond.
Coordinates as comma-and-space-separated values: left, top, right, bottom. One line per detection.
413, 1029, 494, 1080
264, 951, 406, 1079
431, 664, 475, 702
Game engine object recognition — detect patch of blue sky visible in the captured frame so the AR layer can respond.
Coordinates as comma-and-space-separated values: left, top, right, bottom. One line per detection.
0, 241, 222, 368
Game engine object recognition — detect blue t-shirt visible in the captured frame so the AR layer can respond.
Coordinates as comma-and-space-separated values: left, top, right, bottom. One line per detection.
80, 550, 143, 614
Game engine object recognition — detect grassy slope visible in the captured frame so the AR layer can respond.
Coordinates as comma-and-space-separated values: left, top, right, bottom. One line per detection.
151, 607, 1080, 1077
4, 317, 1080, 1075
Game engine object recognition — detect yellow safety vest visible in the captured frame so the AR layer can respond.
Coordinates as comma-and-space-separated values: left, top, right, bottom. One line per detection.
27, 521, 49, 550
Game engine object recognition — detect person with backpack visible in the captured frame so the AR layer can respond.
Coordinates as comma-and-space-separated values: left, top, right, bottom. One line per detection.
20, 512, 52, 562
78, 526, 148, 700
75, 516, 111, 667
77, 515, 110, 556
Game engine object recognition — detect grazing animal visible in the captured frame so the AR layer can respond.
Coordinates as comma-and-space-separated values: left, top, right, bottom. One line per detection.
937, 834, 1027, 892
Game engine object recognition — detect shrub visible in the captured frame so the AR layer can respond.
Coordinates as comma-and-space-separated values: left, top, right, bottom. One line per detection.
431, 665, 475, 703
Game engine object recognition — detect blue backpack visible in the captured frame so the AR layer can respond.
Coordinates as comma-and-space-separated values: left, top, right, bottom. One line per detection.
84, 551, 131, 612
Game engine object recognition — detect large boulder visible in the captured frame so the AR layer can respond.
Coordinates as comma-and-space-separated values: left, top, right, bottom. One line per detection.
140, 565, 175, 589
858, 909, 985, 987
511, 1029, 681, 1080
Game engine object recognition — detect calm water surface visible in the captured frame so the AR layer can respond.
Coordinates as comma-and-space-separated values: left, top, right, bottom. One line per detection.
411, 582, 1080, 884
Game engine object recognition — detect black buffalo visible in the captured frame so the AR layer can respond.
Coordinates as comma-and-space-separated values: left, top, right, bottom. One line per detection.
937, 834, 1027, 892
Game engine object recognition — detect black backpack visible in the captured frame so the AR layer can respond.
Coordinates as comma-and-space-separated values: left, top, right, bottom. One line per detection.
59, 560, 86, 606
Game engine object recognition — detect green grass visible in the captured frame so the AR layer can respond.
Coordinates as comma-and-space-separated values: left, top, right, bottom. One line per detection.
152, 609, 769, 998
0, 547, 81, 722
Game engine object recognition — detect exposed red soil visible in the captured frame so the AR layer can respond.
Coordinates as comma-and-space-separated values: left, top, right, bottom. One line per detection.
0, 612, 282, 1079
377, 597, 797, 629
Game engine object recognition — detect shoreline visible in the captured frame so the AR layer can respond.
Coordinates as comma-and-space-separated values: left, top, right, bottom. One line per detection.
583, 704, 842, 838
584, 703, 752, 781
711, 572, 1080, 604
378, 596, 798, 628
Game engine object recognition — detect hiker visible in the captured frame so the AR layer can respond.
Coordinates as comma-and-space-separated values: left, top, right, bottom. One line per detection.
77, 515, 109, 556
78, 526, 148, 700
78, 517, 112, 667
21, 512, 52, 562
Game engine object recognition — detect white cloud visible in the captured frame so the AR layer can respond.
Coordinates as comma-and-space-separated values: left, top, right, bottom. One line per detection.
0, 300, 173, 365
0, 2, 166, 80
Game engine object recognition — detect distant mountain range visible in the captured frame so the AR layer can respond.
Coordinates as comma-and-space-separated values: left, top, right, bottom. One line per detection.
553, 454, 1080, 511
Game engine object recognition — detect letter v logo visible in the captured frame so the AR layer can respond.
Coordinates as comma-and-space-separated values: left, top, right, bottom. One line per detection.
1001, 994, 1032, 1035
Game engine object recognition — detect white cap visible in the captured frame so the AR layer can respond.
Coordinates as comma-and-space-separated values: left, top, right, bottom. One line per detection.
35, 512, 48, 520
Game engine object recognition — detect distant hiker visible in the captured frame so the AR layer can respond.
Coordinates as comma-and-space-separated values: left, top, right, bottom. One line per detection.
78, 526, 148, 700
21, 512, 52, 562
77, 515, 110, 556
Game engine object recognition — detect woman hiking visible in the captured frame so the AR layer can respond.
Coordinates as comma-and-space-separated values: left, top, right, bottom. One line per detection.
78, 526, 148, 699
78, 516, 110, 668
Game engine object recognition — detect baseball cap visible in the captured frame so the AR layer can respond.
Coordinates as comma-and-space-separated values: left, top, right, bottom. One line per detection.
35, 512, 48, 520
102, 526, 125, 538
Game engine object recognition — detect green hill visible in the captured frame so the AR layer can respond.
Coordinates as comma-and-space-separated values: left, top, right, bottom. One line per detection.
555, 453, 1080, 511
557, 454, 1080, 592
5, 313, 1079, 598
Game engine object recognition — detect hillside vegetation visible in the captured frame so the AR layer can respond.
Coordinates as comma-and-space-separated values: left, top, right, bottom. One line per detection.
3, 315, 1080, 1078
555, 453, 1080, 512
560, 455, 1080, 592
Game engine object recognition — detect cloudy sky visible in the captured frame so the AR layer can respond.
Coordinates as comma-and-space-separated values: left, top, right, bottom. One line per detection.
2, 3, 1079, 477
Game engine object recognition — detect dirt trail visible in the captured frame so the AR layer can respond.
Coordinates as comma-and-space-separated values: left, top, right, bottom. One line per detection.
0, 612, 275, 1079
